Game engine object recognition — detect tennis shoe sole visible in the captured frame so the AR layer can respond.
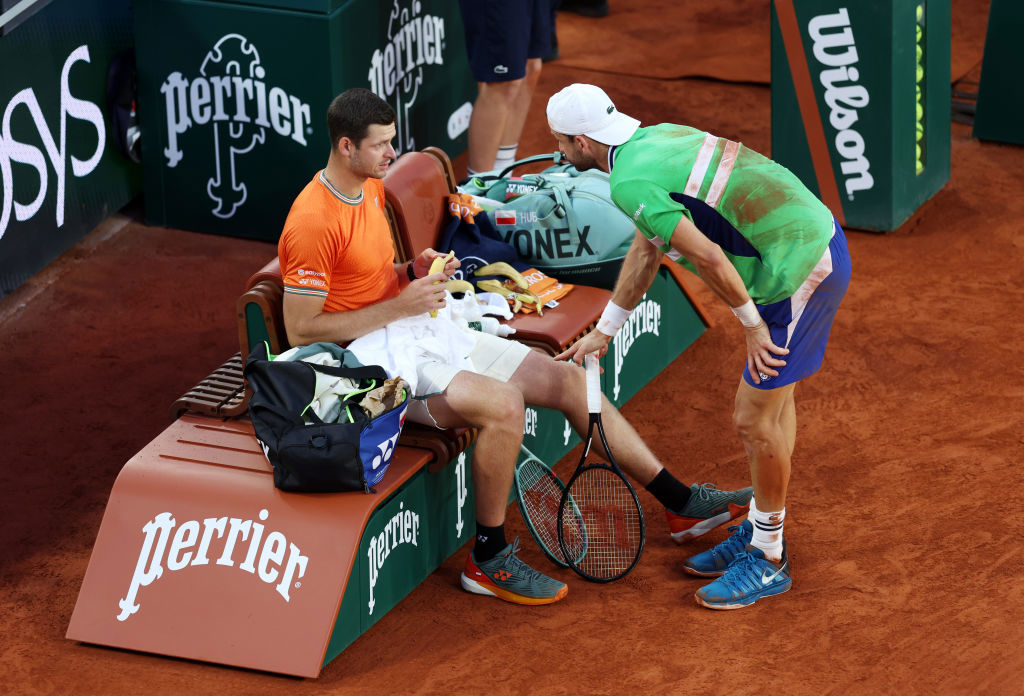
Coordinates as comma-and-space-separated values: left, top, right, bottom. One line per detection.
460, 573, 567, 605
695, 578, 791, 610
669, 502, 749, 544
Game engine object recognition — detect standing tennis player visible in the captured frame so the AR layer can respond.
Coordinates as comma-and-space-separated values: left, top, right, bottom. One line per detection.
547, 83, 851, 609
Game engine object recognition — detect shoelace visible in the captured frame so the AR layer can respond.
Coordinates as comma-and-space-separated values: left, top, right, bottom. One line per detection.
496, 538, 547, 583
695, 482, 722, 501
711, 524, 748, 560
718, 552, 785, 593
716, 552, 759, 591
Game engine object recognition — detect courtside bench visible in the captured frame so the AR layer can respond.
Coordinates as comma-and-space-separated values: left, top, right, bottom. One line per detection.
67, 147, 712, 677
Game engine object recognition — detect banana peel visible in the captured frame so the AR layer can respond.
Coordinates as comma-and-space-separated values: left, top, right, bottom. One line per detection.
429, 251, 455, 317
475, 278, 544, 316
472, 261, 529, 292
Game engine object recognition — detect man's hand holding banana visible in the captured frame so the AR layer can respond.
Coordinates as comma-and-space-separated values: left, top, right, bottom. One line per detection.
402, 249, 459, 317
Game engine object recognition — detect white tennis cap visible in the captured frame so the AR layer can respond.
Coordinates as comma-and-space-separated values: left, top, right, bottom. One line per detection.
546, 84, 640, 146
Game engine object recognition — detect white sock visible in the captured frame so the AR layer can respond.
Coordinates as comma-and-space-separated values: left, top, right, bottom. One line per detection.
749, 497, 785, 562
493, 143, 518, 173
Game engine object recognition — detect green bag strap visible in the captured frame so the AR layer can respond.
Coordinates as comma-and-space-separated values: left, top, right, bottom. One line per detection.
549, 182, 582, 239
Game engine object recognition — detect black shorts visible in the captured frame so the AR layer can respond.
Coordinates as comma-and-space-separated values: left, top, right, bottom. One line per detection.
458, 0, 553, 83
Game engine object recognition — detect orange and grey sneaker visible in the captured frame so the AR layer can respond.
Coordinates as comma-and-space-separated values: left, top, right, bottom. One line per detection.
666, 483, 753, 544
460, 538, 567, 605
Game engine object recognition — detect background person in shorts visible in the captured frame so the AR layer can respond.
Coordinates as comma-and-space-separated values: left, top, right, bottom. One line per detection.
457, 0, 552, 176
278, 87, 754, 606
548, 83, 851, 610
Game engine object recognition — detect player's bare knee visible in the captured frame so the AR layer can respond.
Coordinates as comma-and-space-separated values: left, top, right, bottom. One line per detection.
477, 381, 525, 433
732, 406, 762, 442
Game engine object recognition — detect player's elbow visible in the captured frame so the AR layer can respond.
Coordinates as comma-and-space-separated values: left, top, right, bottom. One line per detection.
693, 246, 729, 277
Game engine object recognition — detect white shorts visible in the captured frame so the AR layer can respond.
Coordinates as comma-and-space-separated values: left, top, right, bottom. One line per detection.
406, 331, 532, 428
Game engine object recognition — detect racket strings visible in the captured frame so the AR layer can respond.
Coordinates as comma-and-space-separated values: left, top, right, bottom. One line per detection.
564, 466, 642, 578
518, 459, 584, 563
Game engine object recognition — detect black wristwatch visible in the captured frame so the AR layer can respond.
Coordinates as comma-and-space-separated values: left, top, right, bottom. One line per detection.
406, 262, 417, 282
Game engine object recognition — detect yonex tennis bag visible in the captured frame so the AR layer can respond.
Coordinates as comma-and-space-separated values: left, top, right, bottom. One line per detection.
243, 343, 408, 493
458, 153, 636, 289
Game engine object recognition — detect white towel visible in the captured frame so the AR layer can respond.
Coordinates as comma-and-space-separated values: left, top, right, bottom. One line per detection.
347, 295, 478, 396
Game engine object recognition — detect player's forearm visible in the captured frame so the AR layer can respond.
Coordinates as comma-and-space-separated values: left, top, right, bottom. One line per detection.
609, 231, 660, 310
692, 250, 752, 310
287, 297, 410, 345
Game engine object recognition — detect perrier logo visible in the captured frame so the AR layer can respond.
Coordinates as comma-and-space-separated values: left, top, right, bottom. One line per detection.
159, 34, 312, 219
367, 1, 447, 154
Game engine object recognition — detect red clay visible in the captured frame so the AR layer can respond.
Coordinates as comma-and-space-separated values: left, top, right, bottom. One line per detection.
2, 1, 1021, 694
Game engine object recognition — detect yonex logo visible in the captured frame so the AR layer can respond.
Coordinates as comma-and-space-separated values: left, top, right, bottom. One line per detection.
494, 570, 511, 581
371, 432, 401, 470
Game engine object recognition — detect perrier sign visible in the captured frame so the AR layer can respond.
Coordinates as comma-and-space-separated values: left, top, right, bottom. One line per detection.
134, 0, 475, 241
769, 0, 950, 232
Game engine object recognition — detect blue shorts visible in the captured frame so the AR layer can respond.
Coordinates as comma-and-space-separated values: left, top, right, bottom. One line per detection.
743, 219, 851, 389
458, 0, 553, 83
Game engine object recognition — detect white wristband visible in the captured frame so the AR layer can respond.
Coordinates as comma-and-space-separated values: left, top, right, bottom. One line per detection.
596, 301, 632, 337
731, 299, 762, 328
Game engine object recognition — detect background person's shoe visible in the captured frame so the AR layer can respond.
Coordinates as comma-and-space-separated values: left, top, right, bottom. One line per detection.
683, 519, 752, 577
694, 544, 791, 610
666, 483, 753, 543
461, 538, 568, 605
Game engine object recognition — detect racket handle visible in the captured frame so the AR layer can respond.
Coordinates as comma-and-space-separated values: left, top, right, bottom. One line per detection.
585, 353, 602, 414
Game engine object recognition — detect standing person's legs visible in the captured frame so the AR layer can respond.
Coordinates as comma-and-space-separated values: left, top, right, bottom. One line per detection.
494, 0, 552, 171
691, 222, 849, 609
733, 381, 796, 560
466, 79, 526, 173
458, 0, 535, 174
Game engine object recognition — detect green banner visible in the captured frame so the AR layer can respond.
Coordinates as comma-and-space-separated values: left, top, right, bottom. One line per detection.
134, 0, 475, 241
770, 0, 950, 232
0, 0, 141, 296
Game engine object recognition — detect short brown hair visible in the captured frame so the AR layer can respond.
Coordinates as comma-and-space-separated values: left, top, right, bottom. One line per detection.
327, 88, 396, 148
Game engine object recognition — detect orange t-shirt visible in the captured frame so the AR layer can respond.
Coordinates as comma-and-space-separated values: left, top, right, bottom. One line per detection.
279, 172, 398, 312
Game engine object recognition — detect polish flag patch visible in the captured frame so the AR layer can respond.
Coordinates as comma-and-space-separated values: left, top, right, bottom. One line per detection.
494, 210, 516, 225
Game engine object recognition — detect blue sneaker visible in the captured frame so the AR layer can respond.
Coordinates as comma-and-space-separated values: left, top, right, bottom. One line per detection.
694, 544, 791, 610
683, 519, 752, 577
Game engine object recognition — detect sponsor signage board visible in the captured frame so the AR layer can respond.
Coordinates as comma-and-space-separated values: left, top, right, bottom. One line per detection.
605, 267, 705, 408
67, 417, 473, 677
134, 0, 474, 241
770, 0, 950, 232
0, 0, 141, 297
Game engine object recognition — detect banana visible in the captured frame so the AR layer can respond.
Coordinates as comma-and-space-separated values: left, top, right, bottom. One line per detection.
429, 251, 455, 317
472, 261, 529, 292
444, 279, 476, 297
475, 279, 543, 315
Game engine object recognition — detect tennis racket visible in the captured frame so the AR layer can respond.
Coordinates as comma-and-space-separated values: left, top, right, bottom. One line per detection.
557, 353, 645, 582
514, 445, 586, 567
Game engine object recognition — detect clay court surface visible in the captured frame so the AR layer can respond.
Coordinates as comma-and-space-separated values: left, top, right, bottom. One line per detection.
2, 1, 1021, 694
